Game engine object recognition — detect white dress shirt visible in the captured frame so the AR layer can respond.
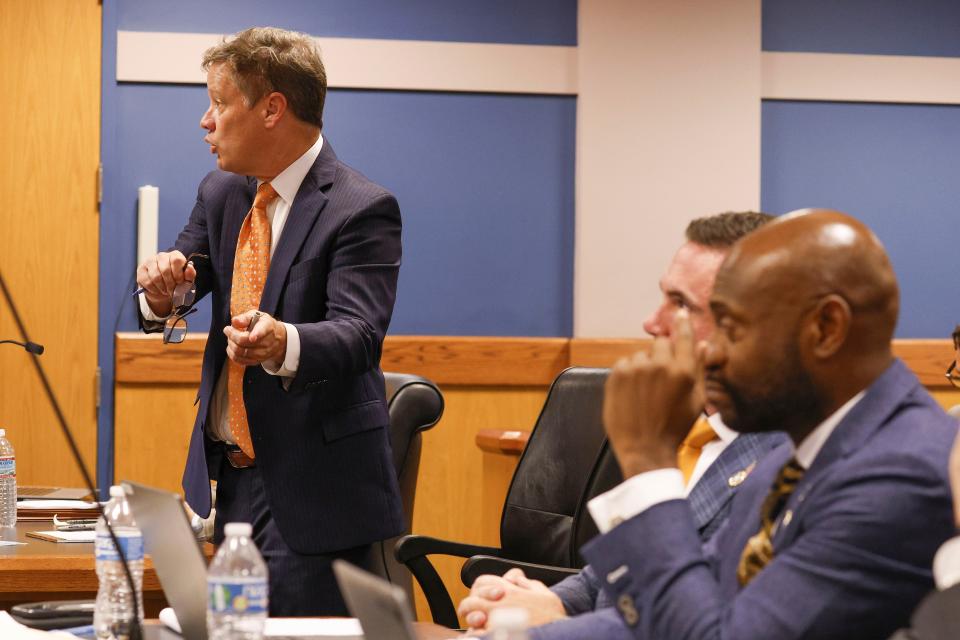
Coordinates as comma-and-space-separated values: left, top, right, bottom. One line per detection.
139, 134, 324, 443
588, 392, 865, 534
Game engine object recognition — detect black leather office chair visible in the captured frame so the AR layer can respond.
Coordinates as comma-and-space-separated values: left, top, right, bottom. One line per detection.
395, 367, 621, 628
367, 372, 444, 610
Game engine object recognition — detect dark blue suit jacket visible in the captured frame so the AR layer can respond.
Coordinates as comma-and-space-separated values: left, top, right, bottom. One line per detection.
579, 359, 957, 640
151, 140, 404, 555
540, 431, 785, 640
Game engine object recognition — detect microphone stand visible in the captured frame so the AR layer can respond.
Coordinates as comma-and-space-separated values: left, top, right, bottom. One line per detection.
0, 268, 142, 640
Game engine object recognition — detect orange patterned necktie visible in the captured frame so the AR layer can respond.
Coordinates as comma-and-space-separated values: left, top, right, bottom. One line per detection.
677, 416, 717, 484
227, 182, 279, 458
737, 457, 805, 586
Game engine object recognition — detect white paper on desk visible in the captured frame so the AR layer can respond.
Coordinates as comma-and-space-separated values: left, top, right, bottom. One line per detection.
17, 500, 99, 509
266, 618, 364, 637
160, 608, 364, 637
33, 530, 97, 543
0, 611, 80, 638
0, 540, 25, 546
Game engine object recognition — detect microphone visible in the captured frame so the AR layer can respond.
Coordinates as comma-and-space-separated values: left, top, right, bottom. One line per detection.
0, 339, 44, 355
0, 268, 142, 640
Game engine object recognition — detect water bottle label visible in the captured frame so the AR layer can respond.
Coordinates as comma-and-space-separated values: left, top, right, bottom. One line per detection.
0, 456, 14, 479
95, 531, 143, 562
208, 578, 268, 614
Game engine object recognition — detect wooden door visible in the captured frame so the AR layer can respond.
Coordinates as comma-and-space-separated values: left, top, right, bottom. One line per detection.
0, 1, 101, 486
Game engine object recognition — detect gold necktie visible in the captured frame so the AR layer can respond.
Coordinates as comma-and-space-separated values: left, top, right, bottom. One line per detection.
677, 416, 717, 484
737, 457, 805, 586
227, 182, 279, 459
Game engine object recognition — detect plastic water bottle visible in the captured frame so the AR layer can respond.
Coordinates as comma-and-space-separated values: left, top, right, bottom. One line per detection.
207, 522, 268, 640
489, 608, 530, 640
0, 429, 16, 528
94, 485, 144, 639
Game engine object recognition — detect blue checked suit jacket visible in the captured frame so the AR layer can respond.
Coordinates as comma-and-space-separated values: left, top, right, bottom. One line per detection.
579, 359, 957, 640
141, 140, 405, 555
538, 429, 785, 640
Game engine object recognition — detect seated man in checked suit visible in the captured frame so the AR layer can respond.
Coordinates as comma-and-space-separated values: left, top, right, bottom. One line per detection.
458, 212, 786, 639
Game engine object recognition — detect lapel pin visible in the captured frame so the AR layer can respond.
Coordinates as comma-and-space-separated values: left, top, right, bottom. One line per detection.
728, 461, 757, 487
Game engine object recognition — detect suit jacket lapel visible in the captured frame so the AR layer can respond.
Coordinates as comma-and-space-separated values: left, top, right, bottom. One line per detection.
221, 177, 256, 286
259, 141, 338, 317
772, 359, 918, 548
688, 433, 773, 531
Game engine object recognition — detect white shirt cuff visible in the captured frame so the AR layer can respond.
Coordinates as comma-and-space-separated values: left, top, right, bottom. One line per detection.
933, 536, 960, 590
261, 322, 300, 378
587, 468, 685, 534
138, 293, 167, 321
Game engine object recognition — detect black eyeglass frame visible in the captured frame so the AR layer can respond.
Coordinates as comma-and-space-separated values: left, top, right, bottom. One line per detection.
161, 253, 209, 345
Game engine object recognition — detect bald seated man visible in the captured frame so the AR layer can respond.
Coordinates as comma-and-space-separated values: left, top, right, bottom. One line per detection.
575, 210, 957, 640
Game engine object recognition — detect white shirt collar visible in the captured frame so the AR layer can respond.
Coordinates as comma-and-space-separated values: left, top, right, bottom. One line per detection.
257, 134, 324, 204
706, 411, 738, 444
794, 390, 866, 469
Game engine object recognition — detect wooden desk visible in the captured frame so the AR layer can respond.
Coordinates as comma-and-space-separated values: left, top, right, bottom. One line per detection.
141, 620, 459, 639
0, 521, 212, 616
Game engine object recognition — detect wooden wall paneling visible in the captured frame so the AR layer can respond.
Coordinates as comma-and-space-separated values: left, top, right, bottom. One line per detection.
114, 383, 197, 494
0, 0, 101, 486
409, 385, 545, 622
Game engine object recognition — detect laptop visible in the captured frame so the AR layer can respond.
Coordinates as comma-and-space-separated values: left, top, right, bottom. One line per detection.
122, 481, 369, 640
18, 485, 94, 501
332, 561, 417, 640
122, 481, 209, 640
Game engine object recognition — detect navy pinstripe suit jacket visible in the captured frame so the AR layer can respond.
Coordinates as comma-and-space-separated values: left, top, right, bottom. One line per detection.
157, 140, 404, 555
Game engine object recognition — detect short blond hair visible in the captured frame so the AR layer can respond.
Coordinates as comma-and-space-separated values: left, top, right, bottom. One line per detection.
202, 27, 326, 129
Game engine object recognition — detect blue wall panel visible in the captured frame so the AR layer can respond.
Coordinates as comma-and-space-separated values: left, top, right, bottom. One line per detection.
99, 0, 577, 490
763, 0, 960, 57
106, 86, 575, 337
118, 0, 577, 45
761, 100, 960, 338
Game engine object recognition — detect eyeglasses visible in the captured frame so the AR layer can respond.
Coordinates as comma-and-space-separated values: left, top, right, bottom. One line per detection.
946, 361, 960, 389
162, 254, 208, 345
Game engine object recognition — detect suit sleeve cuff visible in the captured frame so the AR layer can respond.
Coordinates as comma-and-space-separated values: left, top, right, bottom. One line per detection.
262, 322, 300, 378
588, 468, 685, 534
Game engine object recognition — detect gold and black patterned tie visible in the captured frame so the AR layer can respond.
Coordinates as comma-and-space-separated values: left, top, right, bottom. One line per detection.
737, 457, 805, 586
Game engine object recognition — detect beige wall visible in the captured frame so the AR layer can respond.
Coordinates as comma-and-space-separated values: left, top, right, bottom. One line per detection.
575, 0, 762, 337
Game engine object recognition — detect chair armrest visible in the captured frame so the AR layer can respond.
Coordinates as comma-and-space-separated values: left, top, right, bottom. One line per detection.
461, 555, 580, 588
393, 535, 504, 628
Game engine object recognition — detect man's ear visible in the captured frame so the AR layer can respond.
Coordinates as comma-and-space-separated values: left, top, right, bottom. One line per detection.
808, 294, 851, 359
262, 92, 287, 128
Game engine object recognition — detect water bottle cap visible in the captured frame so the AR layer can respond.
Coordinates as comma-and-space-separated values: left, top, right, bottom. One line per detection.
488, 607, 529, 631
109, 485, 125, 498
224, 522, 253, 538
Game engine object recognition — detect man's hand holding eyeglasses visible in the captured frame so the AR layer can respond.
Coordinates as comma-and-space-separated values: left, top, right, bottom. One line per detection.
224, 310, 288, 368
136, 250, 197, 317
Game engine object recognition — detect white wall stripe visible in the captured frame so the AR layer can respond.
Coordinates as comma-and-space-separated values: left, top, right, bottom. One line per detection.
116, 30, 578, 95
762, 51, 960, 105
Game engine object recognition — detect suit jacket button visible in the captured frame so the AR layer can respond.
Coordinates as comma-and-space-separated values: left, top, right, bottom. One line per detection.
617, 594, 640, 626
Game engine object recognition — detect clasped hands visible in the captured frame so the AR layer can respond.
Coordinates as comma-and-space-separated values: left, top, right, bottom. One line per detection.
458, 569, 567, 633
136, 249, 287, 366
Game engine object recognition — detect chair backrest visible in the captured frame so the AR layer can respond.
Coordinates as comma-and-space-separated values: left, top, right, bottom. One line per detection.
498, 367, 613, 568
571, 441, 623, 564
384, 372, 445, 528
372, 372, 444, 613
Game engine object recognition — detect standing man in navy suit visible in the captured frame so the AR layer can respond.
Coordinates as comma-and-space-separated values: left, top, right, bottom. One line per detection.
584, 210, 956, 639
458, 212, 786, 639
135, 27, 403, 615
